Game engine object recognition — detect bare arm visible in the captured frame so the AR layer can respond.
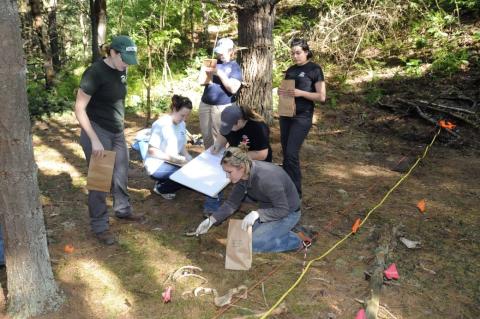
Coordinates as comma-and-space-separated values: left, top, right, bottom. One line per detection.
247, 149, 268, 161
278, 81, 326, 103
148, 145, 187, 165
215, 69, 241, 94
211, 134, 228, 154
74, 88, 104, 159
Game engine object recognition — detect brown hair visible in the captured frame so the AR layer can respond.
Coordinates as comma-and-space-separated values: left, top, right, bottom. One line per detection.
171, 95, 192, 112
221, 145, 252, 176
99, 44, 118, 58
238, 105, 264, 122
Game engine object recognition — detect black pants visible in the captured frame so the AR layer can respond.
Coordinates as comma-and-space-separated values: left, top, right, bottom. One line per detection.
280, 115, 312, 197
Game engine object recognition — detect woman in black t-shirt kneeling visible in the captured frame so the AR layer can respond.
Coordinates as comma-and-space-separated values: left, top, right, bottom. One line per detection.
278, 38, 326, 197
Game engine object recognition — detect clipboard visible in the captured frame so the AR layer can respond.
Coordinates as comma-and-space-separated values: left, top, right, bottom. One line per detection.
169, 147, 229, 197
278, 79, 296, 117
201, 59, 217, 85
86, 150, 116, 192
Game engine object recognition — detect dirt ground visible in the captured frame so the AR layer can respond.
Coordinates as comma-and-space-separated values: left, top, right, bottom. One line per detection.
6, 70, 479, 318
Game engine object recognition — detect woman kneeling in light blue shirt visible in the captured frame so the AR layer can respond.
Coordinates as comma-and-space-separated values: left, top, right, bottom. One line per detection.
144, 95, 193, 200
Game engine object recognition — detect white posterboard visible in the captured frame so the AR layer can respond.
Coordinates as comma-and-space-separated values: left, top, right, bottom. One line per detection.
169, 147, 229, 197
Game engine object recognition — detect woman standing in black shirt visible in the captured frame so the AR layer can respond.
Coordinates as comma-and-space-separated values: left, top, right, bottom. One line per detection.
278, 38, 326, 197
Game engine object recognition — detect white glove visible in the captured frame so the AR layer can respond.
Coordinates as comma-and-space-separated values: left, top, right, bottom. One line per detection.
241, 211, 259, 231
195, 216, 216, 235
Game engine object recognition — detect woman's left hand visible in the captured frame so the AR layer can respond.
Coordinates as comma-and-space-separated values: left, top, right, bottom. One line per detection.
241, 211, 259, 231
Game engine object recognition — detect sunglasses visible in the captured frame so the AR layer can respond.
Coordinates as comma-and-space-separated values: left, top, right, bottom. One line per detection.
222, 150, 244, 161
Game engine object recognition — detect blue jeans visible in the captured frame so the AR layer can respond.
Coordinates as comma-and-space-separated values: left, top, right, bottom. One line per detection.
151, 162, 183, 193
203, 191, 223, 213
252, 210, 301, 253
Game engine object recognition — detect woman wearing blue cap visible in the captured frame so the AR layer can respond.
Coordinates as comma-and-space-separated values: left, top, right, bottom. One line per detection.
74, 35, 144, 245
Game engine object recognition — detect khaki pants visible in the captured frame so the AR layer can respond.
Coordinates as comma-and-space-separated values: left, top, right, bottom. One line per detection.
199, 101, 231, 149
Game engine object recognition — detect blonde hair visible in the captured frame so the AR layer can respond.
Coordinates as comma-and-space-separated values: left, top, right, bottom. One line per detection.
221, 145, 252, 176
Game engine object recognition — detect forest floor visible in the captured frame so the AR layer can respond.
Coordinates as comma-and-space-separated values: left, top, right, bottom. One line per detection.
6, 67, 480, 319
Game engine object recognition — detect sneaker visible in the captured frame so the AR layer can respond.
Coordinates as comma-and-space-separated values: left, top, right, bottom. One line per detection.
116, 213, 146, 223
202, 210, 215, 219
152, 184, 176, 200
95, 230, 116, 245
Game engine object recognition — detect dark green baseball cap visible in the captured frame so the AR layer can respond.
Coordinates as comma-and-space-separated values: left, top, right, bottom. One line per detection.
110, 35, 138, 65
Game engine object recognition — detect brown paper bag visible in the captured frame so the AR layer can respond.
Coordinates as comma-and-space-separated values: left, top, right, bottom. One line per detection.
86, 150, 116, 192
225, 219, 252, 270
278, 79, 296, 117
201, 58, 218, 85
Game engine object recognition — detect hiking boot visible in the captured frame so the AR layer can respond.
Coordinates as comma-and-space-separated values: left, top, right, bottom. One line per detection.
95, 230, 116, 245
152, 184, 176, 200
116, 213, 146, 223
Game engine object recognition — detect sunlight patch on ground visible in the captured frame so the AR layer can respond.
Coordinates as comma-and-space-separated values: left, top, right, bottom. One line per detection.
60, 258, 134, 317
120, 230, 199, 289
322, 163, 397, 180
34, 140, 85, 187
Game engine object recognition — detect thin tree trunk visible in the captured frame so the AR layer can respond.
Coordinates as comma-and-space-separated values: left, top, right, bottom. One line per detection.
0, 1, 64, 317
201, 2, 209, 46
79, 8, 89, 61
145, 28, 152, 126
29, 0, 55, 89
47, 0, 60, 72
189, 0, 195, 58
91, 0, 107, 62
237, 0, 276, 124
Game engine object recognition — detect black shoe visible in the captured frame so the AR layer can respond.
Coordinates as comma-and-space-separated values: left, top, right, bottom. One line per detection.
95, 230, 116, 245
116, 213, 146, 223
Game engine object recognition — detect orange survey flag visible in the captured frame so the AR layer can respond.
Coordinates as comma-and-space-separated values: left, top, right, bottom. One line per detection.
64, 244, 74, 254
417, 199, 426, 213
438, 120, 456, 130
352, 218, 361, 234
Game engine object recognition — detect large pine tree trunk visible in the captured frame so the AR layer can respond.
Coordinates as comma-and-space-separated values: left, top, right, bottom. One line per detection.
0, 1, 64, 317
237, 0, 276, 124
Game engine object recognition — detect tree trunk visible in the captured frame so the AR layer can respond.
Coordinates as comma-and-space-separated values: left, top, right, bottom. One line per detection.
47, 0, 61, 72
145, 28, 152, 126
79, 7, 89, 61
90, 0, 107, 63
29, 0, 55, 89
237, 0, 276, 124
0, 1, 64, 318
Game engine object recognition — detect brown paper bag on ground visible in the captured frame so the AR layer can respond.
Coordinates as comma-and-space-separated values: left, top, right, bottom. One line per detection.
86, 150, 116, 192
225, 219, 252, 270
278, 79, 296, 117
201, 59, 217, 85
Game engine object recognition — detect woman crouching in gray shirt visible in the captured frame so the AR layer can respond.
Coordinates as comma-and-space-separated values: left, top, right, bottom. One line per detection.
195, 145, 305, 252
